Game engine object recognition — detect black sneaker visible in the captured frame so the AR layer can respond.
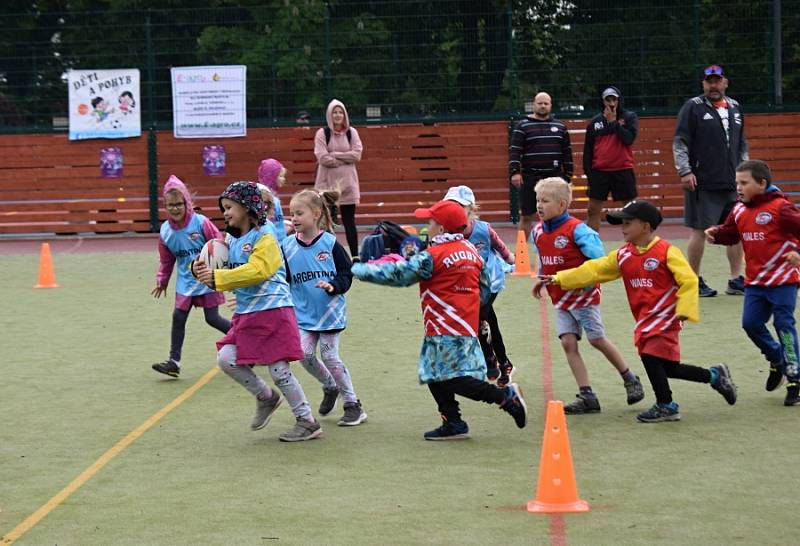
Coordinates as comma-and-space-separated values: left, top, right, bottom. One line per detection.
497, 360, 514, 388
624, 376, 645, 405
500, 383, 528, 428
337, 400, 368, 426
725, 275, 745, 295
152, 359, 180, 378
698, 277, 718, 298
564, 393, 601, 414
318, 387, 340, 416
423, 419, 470, 440
784, 382, 800, 406
766, 364, 785, 392
710, 364, 737, 405
636, 403, 681, 423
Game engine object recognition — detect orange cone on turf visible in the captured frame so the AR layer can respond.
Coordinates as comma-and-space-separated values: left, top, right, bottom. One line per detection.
34, 243, 59, 289
527, 400, 589, 513
511, 230, 533, 276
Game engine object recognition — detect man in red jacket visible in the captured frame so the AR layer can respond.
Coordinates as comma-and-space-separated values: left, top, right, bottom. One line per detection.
583, 86, 639, 232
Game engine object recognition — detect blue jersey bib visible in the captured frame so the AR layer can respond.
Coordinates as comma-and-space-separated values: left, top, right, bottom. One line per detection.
469, 220, 507, 293
282, 232, 347, 331
160, 214, 214, 297
227, 228, 293, 314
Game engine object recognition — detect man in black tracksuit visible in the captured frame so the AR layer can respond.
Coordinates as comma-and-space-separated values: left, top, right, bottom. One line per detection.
673, 64, 748, 298
583, 86, 640, 232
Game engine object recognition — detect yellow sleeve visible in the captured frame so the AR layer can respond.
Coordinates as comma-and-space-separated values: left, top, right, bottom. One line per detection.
213, 234, 283, 292
666, 245, 699, 323
554, 249, 622, 289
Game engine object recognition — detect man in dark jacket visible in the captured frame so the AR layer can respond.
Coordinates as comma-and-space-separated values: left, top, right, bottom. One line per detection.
673, 64, 747, 297
583, 86, 639, 231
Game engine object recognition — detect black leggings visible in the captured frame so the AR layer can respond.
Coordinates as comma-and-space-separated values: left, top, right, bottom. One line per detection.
479, 293, 508, 366
641, 353, 711, 405
428, 377, 506, 422
340, 204, 359, 257
170, 306, 231, 362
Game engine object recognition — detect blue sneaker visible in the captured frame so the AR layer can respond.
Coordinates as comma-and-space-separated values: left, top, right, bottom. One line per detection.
423, 419, 470, 441
698, 277, 717, 298
725, 275, 745, 295
710, 363, 737, 405
636, 402, 681, 423
500, 383, 528, 428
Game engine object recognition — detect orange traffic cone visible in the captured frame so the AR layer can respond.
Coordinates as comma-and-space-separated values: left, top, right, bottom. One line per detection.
527, 400, 589, 513
34, 243, 59, 289
511, 230, 533, 276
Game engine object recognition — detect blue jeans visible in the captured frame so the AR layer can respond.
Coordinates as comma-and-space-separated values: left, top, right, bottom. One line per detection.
742, 284, 800, 380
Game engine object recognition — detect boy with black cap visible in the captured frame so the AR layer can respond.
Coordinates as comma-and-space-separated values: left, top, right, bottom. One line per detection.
351, 200, 528, 440
534, 200, 738, 422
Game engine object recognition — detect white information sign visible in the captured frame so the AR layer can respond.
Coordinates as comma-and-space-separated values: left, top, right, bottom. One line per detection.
171, 65, 247, 138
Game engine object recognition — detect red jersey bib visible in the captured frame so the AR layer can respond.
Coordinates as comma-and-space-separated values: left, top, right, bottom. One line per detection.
533, 217, 601, 309
617, 239, 682, 348
419, 239, 483, 337
731, 199, 800, 286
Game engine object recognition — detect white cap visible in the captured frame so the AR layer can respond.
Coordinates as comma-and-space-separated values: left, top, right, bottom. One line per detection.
601, 87, 619, 99
443, 185, 475, 206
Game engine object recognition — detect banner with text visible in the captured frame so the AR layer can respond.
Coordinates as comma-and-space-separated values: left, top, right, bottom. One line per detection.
68, 69, 141, 141
171, 65, 247, 138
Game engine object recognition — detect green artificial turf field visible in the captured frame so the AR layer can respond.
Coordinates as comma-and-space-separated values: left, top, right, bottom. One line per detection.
1, 241, 796, 545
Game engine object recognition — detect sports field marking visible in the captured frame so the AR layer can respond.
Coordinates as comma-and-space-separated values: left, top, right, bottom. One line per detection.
0, 367, 219, 545
536, 296, 568, 546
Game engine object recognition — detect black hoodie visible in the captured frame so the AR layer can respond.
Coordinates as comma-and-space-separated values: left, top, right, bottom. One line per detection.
583, 86, 639, 174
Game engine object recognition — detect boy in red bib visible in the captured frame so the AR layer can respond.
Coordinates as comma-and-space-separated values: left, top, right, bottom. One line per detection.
531, 177, 644, 414
351, 200, 528, 440
535, 200, 738, 422
705, 160, 800, 406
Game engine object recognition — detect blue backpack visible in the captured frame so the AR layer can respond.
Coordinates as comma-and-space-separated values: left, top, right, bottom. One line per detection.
359, 233, 386, 262
359, 221, 424, 261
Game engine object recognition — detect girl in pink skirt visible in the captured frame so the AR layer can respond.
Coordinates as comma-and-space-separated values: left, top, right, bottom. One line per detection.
193, 181, 321, 442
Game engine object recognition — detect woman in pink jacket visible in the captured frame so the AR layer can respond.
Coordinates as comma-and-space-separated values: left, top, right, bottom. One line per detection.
314, 99, 363, 259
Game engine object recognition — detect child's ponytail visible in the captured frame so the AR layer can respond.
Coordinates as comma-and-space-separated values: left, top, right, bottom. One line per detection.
291, 189, 341, 234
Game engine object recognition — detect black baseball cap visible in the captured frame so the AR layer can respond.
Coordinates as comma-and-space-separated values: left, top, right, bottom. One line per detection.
606, 200, 662, 229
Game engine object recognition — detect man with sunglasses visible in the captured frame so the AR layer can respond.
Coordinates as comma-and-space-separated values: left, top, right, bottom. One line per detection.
673, 64, 748, 297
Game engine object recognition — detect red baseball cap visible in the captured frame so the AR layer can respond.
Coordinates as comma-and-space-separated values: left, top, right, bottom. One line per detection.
414, 200, 467, 233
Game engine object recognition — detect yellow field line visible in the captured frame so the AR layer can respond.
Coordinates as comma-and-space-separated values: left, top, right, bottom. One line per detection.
0, 366, 219, 545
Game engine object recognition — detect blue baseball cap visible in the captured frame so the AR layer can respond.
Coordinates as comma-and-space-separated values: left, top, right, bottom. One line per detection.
703, 64, 725, 80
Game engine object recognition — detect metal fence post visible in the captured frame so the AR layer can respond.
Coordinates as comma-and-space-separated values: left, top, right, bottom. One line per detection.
145, 11, 159, 233
773, 0, 783, 107
324, 3, 333, 102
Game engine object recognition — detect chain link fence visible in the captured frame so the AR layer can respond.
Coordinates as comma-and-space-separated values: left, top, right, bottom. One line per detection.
1, 0, 798, 132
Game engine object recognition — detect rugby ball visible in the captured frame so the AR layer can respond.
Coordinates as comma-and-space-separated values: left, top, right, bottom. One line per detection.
198, 239, 229, 270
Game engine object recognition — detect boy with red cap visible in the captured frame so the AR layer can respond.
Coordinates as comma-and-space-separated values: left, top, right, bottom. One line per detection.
534, 200, 738, 422
351, 200, 528, 440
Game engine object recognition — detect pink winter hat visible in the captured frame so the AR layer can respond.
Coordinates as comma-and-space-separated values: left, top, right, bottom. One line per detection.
257, 159, 284, 191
